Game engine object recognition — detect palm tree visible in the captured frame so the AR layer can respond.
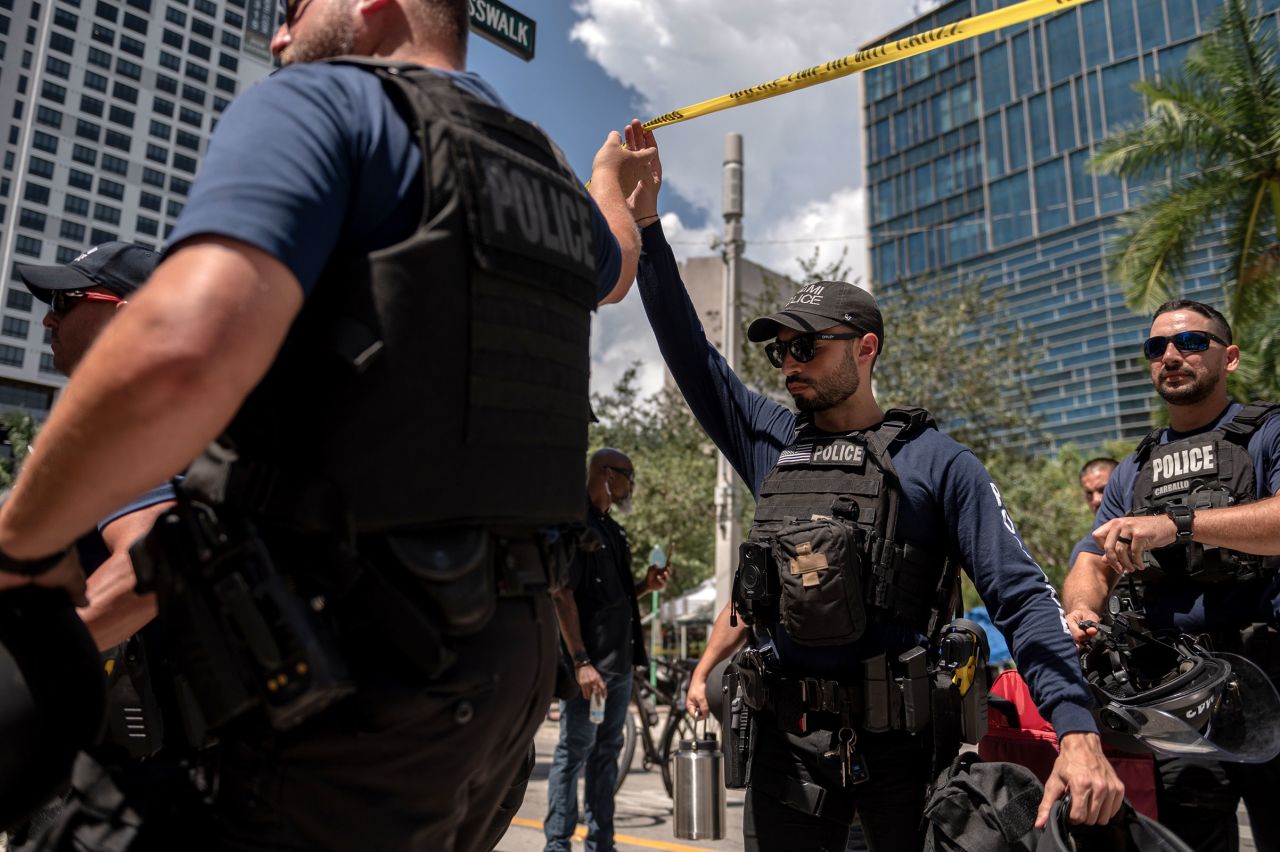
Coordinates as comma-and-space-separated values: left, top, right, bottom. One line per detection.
1090, 0, 1280, 399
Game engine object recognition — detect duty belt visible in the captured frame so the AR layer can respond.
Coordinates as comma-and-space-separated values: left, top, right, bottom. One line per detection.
765, 674, 864, 732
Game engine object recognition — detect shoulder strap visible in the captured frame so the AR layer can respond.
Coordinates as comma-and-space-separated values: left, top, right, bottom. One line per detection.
1132, 426, 1165, 465
866, 407, 936, 464
1222, 401, 1280, 442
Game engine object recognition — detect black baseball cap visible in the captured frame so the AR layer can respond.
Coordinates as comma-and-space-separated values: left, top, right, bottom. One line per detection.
15, 242, 158, 305
746, 280, 885, 345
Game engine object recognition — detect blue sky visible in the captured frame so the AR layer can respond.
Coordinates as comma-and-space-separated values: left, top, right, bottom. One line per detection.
466, 1, 926, 396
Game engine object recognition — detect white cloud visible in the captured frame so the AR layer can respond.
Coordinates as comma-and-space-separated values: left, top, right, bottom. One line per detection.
577, 1, 916, 396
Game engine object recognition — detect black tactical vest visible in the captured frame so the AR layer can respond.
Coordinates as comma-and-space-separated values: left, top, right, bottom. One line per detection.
1131, 402, 1280, 583
746, 408, 953, 640
204, 60, 598, 533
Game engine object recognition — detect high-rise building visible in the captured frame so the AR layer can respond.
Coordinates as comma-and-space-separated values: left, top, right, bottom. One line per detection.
861, 0, 1258, 451
0, 0, 280, 414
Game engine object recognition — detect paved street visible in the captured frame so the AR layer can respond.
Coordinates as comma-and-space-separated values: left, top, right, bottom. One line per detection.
495, 711, 745, 852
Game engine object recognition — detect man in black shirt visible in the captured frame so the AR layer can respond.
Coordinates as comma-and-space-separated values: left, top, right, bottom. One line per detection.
544, 448, 668, 852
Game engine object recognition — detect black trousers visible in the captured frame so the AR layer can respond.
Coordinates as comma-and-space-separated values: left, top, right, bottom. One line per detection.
1156, 753, 1280, 852
36, 594, 558, 852
743, 715, 932, 852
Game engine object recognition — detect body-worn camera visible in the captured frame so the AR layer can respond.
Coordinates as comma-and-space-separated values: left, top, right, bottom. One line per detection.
132, 496, 354, 734
733, 540, 778, 624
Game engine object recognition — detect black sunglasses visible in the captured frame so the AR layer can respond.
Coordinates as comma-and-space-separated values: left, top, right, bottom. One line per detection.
605, 465, 634, 483
764, 332, 859, 368
1142, 330, 1229, 360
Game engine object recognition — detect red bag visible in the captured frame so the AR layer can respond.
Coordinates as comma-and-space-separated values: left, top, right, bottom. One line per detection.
977, 670, 1158, 820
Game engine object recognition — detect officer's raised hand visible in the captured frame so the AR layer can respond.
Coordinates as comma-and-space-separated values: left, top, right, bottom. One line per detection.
1036, 732, 1126, 829
622, 119, 661, 222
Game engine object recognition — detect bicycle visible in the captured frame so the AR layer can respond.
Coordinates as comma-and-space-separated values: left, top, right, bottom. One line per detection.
614, 657, 701, 797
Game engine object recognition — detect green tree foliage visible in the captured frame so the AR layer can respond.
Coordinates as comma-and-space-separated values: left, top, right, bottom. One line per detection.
1090, 0, 1280, 400
589, 367, 717, 599
0, 411, 39, 487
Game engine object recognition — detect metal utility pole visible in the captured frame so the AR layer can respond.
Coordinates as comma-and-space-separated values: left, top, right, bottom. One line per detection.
714, 134, 745, 614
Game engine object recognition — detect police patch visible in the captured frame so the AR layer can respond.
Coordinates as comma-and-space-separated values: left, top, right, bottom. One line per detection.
1150, 443, 1218, 485
812, 439, 865, 468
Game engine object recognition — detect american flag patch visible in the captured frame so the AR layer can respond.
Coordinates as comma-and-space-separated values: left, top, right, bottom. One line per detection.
778, 443, 814, 465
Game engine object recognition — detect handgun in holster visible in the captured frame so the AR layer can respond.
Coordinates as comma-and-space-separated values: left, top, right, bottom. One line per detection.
722, 662, 755, 789
132, 494, 354, 733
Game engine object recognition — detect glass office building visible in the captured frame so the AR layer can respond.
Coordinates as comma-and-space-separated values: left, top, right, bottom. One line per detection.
862, 0, 1263, 450
0, 0, 280, 414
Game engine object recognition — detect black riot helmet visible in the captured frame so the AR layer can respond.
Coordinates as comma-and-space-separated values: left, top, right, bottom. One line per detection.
0, 586, 107, 830
1038, 795, 1192, 852
1081, 611, 1280, 764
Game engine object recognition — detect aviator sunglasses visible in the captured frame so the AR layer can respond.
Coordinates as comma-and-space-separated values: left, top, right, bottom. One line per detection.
50, 289, 125, 315
764, 332, 859, 368
1142, 330, 1229, 361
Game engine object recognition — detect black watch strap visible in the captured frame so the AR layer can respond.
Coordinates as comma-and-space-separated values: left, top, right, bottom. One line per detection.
1166, 505, 1195, 543
572, 649, 591, 667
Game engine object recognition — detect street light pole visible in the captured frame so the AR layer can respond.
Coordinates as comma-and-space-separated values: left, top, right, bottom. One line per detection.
714, 133, 744, 614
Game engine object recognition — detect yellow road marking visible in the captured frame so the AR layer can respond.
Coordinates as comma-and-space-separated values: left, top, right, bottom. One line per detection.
644, 0, 1095, 129
507, 817, 715, 852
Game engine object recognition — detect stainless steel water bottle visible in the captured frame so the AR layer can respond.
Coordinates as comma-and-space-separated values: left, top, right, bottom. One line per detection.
672, 719, 725, 840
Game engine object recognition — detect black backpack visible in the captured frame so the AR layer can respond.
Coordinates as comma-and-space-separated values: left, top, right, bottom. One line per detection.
922, 752, 1043, 852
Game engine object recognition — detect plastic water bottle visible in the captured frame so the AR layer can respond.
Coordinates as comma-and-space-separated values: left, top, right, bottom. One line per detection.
589, 690, 605, 725
650, 545, 667, 568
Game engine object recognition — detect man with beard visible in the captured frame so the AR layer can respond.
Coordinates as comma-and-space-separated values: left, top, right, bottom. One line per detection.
543, 448, 669, 852
1064, 299, 1280, 851
621, 123, 1122, 851
1080, 458, 1118, 516
0, 2, 656, 850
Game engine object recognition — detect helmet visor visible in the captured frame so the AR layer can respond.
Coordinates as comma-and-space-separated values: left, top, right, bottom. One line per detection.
1099, 652, 1280, 764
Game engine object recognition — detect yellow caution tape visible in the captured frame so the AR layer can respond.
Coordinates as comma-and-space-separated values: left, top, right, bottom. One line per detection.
643, 0, 1094, 130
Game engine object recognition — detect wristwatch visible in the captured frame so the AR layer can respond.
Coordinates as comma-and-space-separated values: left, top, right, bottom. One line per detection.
0, 490, 67, 576
572, 649, 591, 668
1166, 504, 1195, 544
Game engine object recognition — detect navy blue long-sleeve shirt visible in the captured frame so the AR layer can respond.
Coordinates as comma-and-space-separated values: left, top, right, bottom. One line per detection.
637, 222, 1097, 736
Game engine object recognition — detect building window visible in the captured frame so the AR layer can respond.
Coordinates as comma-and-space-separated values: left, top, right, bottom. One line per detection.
59, 220, 85, 241
35, 105, 63, 129
93, 202, 121, 225
149, 119, 171, 140
40, 353, 57, 374
87, 46, 111, 68
98, 177, 125, 200
218, 52, 238, 73
178, 106, 202, 128
126, 0, 152, 12
165, 6, 185, 25
162, 27, 182, 47
122, 11, 146, 33
172, 153, 197, 173
155, 74, 178, 94
68, 168, 94, 190
212, 96, 230, 113
89, 228, 117, 244
71, 144, 96, 165
139, 191, 161, 211
214, 74, 236, 95
23, 183, 50, 205
221, 30, 240, 50
83, 69, 107, 90
136, 215, 158, 235
223, 8, 242, 27
145, 144, 167, 164
112, 81, 138, 104
142, 166, 166, 187
152, 96, 175, 116
64, 194, 89, 216
169, 176, 190, 196
188, 38, 210, 59
14, 235, 42, 257
159, 50, 181, 70
0, 345, 25, 368
185, 61, 208, 83
27, 156, 54, 179
175, 130, 199, 151
94, 0, 118, 21
190, 17, 213, 38
166, 199, 184, 218
104, 129, 131, 151
91, 21, 113, 45
193, 0, 214, 14
108, 105, 135, 127
2, 316, 29, 339
52, 7, 78, 29
45, 55, 72, 78
41, 79, 67, 103
49, 30, 74, 53
79, 93, 104, 116
115, 57, 142, 80
31, 131, 58, 154
119, 34, 144, 56
18, 208, 46, 231
6, 290, 32, 312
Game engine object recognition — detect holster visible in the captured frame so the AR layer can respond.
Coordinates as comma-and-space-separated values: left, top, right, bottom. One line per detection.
723, 662, 754, 789
101, 635, 165, 760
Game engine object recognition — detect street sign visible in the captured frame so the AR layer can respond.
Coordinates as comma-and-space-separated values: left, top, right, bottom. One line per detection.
469, 0, 536, 62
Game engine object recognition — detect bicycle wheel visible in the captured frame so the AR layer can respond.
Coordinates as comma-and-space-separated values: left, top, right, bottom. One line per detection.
658, 708, 700, 798
614, 708, 639, 794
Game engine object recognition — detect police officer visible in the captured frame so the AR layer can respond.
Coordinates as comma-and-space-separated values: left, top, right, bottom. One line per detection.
1064, 298, 1280, 852
0, 2, 657, 849
622, 121, 1122, 852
